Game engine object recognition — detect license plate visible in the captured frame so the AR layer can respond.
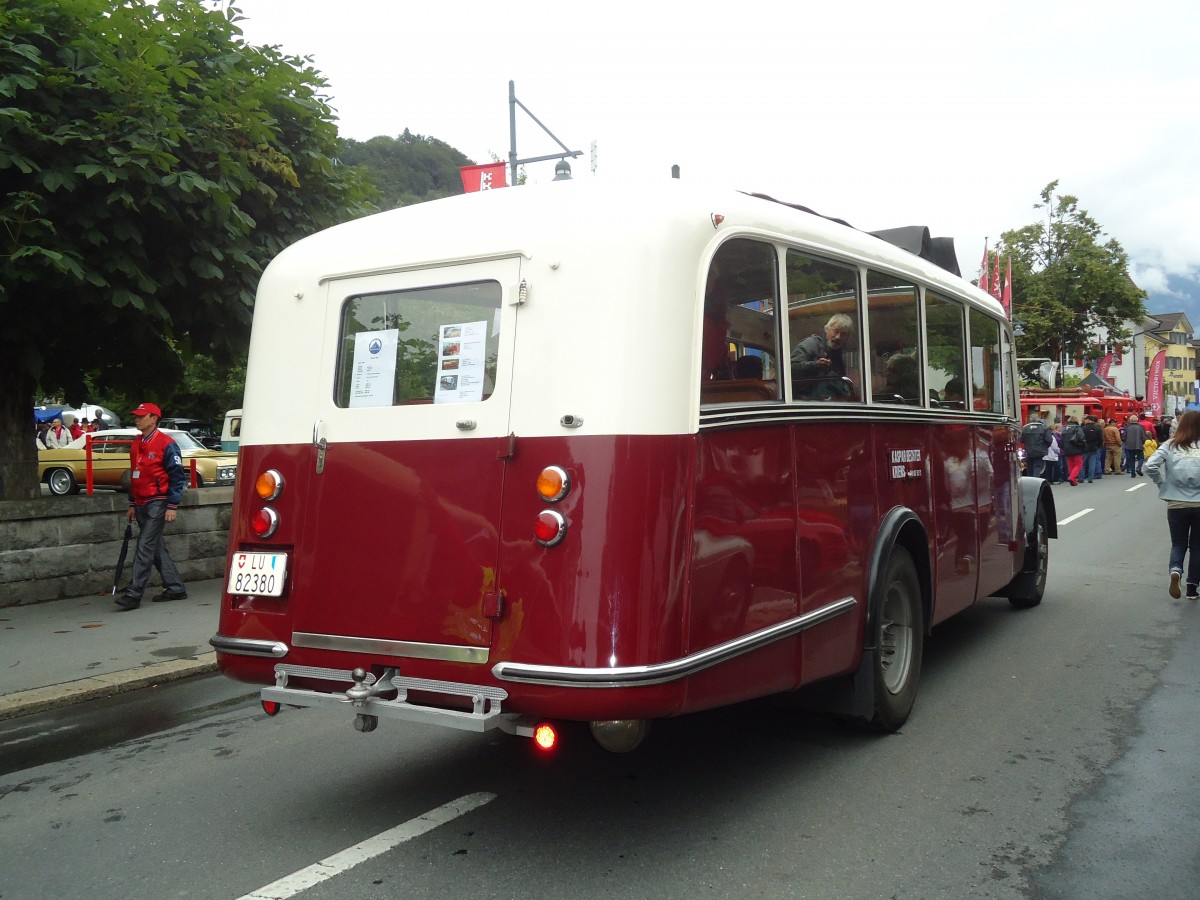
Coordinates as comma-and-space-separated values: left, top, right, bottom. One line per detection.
227, 552, 288, 596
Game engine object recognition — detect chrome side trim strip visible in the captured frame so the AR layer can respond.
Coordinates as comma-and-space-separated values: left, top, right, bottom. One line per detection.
209, 635, 289, 658
291, 632, 489, 664
493, 596, 857, 688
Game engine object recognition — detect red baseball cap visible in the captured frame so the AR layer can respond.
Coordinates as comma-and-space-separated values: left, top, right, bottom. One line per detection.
130, 402, 162, 417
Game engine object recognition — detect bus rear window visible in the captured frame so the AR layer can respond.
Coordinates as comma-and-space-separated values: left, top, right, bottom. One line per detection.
334, 281, 502, 407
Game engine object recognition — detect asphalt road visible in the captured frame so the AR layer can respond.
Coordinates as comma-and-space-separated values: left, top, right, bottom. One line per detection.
1, 474, 1197, 899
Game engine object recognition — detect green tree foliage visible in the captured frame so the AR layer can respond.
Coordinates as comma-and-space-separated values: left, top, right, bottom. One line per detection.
1000, 181, 1146, 365
0, 0, 374, 499
338, 129, 472, 209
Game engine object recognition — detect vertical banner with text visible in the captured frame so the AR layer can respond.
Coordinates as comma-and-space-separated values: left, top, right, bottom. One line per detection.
1147, 348, 1167, 413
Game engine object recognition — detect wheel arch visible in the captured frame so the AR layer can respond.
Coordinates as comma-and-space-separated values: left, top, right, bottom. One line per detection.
865, 506, 932, 647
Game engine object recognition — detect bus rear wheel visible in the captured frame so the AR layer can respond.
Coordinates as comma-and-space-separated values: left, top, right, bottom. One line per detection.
868, 547, 923, 732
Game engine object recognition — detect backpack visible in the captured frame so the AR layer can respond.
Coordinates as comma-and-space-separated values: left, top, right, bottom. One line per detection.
1062, 424, 1087, 455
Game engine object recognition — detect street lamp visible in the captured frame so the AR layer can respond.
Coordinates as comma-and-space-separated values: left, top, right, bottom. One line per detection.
552, 159, 572, 181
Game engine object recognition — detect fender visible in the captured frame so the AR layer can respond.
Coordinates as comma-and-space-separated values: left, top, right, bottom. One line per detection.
997, 476, 1058, 597
792, 505, 930, 718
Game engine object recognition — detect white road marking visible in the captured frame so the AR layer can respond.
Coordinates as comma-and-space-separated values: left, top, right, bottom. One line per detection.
1127, 482, 1149, 492
1057, 509, 1094, 526
239, 792, 496, 900
0, 724, 77, 748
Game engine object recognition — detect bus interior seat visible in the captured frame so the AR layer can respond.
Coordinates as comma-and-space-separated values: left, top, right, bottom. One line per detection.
733, 355, 764, 379
701, 379, 778, 404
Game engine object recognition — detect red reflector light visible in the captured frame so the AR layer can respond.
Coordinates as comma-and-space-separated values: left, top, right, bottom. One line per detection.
533, 510, 566, 547
261, 700, 281, 716
533, 723, 558, 750
251, 507, 279, 538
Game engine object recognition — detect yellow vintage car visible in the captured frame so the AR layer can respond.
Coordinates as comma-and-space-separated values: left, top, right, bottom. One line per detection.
38, 428, 238, 496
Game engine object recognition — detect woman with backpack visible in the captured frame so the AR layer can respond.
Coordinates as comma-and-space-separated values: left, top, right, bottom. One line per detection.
1145, 410, 1200, 600
1061, 416, 1088, 486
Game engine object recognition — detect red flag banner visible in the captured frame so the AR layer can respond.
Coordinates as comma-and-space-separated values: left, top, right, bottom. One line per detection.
1096, 352, 1114, 380
979, 243, 989, 293
1147, 348, 1167, 414
1001, 257, 1012, 317
460, 162, 507, 192
990, 253, 1002, 301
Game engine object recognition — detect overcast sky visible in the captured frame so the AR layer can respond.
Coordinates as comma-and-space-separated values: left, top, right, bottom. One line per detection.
226, 0, 1199, 315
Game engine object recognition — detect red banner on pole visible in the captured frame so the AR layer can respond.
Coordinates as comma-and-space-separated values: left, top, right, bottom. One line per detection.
1096, 352, 1114, 380
460, 162, 507, 192
979, 242, 989, 293
1147, 348, 1167, 414
1001, 257, 1012, 318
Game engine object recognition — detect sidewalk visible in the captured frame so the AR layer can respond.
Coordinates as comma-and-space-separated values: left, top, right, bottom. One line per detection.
0, 578, 224, 720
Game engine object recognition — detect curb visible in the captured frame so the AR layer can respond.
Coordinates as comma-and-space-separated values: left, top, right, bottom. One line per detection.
0, 652, 218, 722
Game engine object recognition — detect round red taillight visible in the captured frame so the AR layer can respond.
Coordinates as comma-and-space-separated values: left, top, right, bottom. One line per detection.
251, 507, 279, 539
261, 700, 281, 716
533, 510, 566, 547
256, 469, 284, 500
536, 465, 570, 502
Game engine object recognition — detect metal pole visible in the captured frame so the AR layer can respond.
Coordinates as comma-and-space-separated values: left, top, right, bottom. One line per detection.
509, 80, 518, 187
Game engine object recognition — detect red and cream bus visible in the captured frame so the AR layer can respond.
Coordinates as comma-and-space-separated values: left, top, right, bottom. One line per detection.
211, 179, 1057, 752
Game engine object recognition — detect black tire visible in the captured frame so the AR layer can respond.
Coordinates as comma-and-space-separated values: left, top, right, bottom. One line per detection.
46, 467, 79, 496
868, 547, 923, 732
1009, 505, 1049, 609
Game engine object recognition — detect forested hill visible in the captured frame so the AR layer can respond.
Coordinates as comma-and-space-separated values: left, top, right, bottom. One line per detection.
338, 129, 473, 209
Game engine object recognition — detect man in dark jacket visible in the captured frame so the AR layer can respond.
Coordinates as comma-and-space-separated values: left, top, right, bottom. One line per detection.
1020, 409, 1053, 478
1123, 414, 1148, 478
116, 402, 188, 610
1081, 415, 1105, 482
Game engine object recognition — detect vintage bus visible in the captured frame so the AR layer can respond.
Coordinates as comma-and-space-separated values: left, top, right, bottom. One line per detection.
210, 179, 1057, 752
1019, 387, 1146, 426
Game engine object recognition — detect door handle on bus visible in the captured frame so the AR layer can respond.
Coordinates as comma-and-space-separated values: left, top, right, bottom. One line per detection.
313, 420, 328, 475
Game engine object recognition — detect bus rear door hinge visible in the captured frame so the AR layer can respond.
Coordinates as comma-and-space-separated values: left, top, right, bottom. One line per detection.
483, 590, 506, 619
497, 433, 518, 460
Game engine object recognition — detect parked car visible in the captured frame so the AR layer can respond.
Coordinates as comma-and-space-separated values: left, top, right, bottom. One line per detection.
159, 417, 221, 450
38, 429, 238, 496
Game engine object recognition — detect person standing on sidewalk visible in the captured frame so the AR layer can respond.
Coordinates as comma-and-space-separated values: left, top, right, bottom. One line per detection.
1145, 410, 1200, 600
1082, 414, 1105, 482
1021, 409, 1052, 478
1061, 416, 1088, 486
116, 402, 188, 611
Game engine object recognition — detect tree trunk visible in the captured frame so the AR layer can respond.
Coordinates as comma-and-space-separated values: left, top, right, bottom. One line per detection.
0, 359, 41, 501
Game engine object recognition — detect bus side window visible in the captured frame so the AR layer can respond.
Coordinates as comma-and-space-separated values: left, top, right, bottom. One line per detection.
785, 250, 862, 402
969, 309, 1004, 413
700, 239, 781, 406
866, 270, 921, 405
925, 291, 967, 409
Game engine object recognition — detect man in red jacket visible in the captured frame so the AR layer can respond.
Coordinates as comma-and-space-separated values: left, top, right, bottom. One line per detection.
116, 402, 188, 610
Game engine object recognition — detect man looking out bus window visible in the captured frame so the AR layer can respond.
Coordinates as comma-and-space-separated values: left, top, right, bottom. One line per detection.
791, 313, 854, 398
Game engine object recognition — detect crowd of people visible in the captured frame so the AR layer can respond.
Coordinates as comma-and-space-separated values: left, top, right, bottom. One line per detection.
34, 412, 111, 450
1023, 405, 1200, 603
1020, 408, 1173, 486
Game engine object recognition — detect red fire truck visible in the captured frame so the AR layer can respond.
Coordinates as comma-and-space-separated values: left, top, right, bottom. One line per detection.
1020, 387, 1148, 425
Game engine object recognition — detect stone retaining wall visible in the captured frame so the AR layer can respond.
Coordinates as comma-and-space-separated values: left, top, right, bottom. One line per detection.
0, 488, 232, 607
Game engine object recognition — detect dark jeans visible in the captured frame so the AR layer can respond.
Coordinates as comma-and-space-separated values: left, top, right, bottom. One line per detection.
127, 500, 185, 598
1125, 448, 1144, 475
1085, 448, 1105, 479
1167, 506, 1200, 588
1026, 456, 1046, 478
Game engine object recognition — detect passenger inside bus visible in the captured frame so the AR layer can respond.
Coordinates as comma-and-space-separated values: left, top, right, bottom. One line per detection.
878, 352, 920, 404
790, 313, 855, 399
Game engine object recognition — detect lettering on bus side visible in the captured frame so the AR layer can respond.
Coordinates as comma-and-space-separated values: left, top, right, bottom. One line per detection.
889, 448, 924, 480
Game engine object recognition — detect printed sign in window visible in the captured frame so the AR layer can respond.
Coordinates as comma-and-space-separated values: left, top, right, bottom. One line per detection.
349, 329, 399, 407
434, 321, 487, 403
